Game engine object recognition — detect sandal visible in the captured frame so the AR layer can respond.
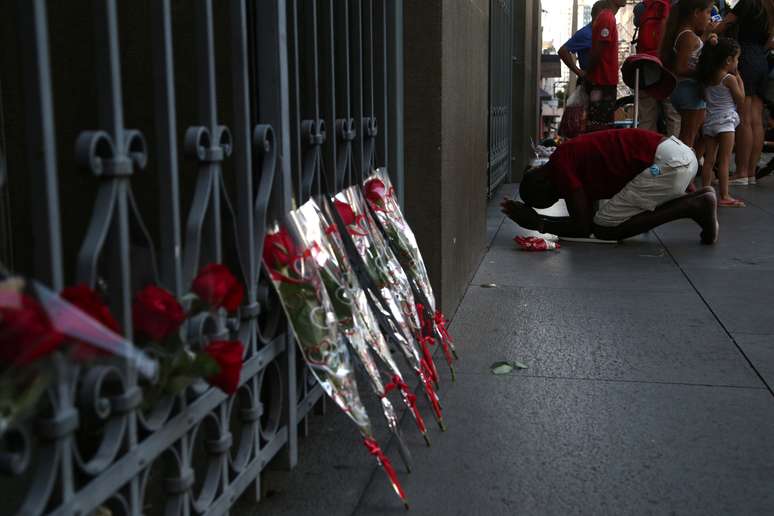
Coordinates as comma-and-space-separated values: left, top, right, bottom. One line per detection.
718, 198, 746, 208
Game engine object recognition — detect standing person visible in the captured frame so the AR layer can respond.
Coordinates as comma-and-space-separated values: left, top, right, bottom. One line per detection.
661, 0, 716, 150
715, 0, 774, 186
586, 0, 628, 132
559, 1, 609, 88
698, 37, 746, 207
635, 0, 681, 136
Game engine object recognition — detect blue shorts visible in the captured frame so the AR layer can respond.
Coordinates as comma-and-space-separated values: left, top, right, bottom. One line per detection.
670, 79, 706, 111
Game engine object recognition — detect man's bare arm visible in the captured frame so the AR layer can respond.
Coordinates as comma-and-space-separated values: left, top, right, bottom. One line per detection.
500, 189, 593, 238
559, 45, 585, 78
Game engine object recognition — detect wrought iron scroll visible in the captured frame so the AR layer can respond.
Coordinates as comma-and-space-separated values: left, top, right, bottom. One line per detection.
0, 0, 403, 513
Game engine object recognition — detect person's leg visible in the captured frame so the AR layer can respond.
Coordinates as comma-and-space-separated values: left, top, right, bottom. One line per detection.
716, 131, 742, 204
678, 109, 705, 149
747, 95, 765, 182
638, 93, 659, 131
593, 187, 718, 244
734, 96, 754, 182
701, 135, 718, 189
663, 100, 682, 138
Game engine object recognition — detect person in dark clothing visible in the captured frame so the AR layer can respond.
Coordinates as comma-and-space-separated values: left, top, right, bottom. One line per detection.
501, 129, 719, 244
716, 0, 774, 185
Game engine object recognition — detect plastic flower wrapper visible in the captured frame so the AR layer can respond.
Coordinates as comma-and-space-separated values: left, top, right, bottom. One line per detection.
262, 219, 408, 507
331, 187, 445, 430
0, 274, 158, 435
294, 199, 429, 457
364, 168, 458, 380
514, 236, 560, 252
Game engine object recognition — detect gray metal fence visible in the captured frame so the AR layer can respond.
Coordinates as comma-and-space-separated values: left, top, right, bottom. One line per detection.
0, 0, 403, 514
487, 0, 513, 197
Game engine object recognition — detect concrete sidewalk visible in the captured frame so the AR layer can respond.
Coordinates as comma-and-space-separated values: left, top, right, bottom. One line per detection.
249, 181, 774, 516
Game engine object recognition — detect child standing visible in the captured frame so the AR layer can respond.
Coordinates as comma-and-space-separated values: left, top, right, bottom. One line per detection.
660, 0, 716, 150
698, 37, 746, 207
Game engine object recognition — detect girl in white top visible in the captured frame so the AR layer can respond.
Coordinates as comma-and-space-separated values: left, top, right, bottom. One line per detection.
661, 0, 716, 153
697, 37, 746, 207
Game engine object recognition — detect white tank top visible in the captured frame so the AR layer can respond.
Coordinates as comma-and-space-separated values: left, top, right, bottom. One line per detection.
705, 74, 737, 116
673, 29, 703, 74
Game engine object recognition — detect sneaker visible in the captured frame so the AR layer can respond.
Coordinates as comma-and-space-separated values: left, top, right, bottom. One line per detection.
748, 177, 757, 185
729, 177, 749, 186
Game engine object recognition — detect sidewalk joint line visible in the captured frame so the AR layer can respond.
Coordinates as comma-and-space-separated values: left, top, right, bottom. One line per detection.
654, 231, 774, 398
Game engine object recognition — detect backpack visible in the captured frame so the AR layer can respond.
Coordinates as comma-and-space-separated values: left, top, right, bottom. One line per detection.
634, 0, 671, 56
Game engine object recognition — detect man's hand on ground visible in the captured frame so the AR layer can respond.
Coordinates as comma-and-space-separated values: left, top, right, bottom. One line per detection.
500, 198, 542, 231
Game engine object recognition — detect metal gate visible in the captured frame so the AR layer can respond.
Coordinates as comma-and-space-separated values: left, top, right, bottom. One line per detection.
487, 0, 513, 197
0, 0, 403, 514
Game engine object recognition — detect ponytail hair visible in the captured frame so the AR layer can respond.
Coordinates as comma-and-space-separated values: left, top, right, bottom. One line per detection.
660, 0, 714, 70
696, 37, 740, 95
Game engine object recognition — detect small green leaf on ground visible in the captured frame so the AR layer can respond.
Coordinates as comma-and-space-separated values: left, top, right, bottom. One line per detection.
490, 361, 528, 375
481, 283, 498, 289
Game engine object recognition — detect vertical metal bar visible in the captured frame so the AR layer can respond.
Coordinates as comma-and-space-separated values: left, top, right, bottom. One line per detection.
374, 0, 389, 170
150, 0, 183, 296
193, 0, 222, 269
17, 0, 64, 290
92, 2, 141, 513
386, 0, 404, 207
349, 0, 364, 183
230, 0, 257, 297
95, 0, 125, 146
319, 0, 337, 193
256, 0, 297, 468
361, 0, 375, 173
286, 0, 303, 202
334, 0, 354, 190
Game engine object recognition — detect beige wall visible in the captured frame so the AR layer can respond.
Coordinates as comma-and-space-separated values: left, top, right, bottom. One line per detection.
404, 0, 490, 314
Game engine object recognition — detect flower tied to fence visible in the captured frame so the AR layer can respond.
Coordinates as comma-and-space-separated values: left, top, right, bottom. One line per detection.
382, 374, 427, 435
363, 437, 408, 509
131, 264, 246, 399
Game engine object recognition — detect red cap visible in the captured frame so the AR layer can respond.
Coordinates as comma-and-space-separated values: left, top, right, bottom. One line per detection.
621, 54, 677, 101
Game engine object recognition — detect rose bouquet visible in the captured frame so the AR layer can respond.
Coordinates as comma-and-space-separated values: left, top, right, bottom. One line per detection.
364, 169, 458, 380
332, 187, 444, 430
318, 198, 431, 445
293, 199, 427, 460
262, 220, 408, 507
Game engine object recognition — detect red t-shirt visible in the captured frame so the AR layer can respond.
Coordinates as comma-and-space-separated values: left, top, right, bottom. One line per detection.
546, 129, 664, 200
588, 10, 619, 86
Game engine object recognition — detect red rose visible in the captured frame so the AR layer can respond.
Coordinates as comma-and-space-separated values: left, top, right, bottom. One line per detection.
204, 340, 244, 394
61, 284, 120, 360
132, 285, 185, 342
0, 292, 64, 366
334, 199, 358, 226
263, 228, 297, 270
364, 178, 387, 205
192, 264, 244, 313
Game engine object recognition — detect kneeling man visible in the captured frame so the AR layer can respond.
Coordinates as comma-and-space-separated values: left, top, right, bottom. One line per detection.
502, 129, 718, 244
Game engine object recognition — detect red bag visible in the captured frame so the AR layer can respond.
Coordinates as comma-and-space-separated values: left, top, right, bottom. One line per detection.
636, 0, 671, 57
558, 86, 588, 139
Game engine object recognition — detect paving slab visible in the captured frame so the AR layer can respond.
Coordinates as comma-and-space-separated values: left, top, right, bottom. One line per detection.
448, 283, 761, 387
655, 216, 774, 271
735, 334, 774, 389
356, 374, 774, 516
476, 221, 687, 291
680, 268, 774, 336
